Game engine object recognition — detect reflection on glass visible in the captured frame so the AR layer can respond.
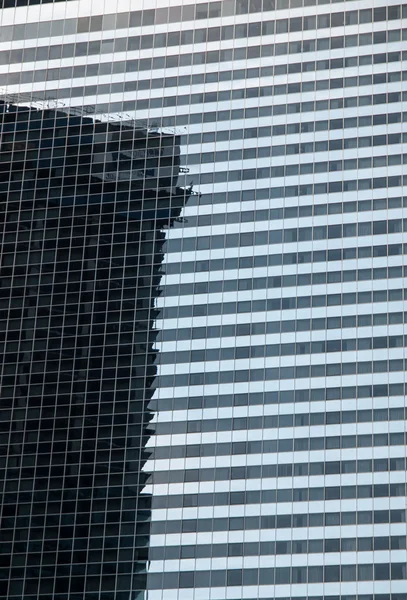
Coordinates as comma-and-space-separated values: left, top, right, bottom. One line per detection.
0, 98, 190, 598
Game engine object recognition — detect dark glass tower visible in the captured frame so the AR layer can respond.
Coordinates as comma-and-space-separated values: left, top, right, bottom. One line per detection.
0, 100, 190, 599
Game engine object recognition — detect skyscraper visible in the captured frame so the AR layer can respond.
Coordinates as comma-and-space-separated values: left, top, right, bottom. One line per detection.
1, 0, 407, 599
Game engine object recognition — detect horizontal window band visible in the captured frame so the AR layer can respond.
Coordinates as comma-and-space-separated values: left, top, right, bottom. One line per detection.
147, 561, 406, 588
164, 539, 404, 566
158, 357, 407, 388
154, 382, 407, 414
194, 168, 407, 192
166, 213, 407, 254
151, 533, 405, 560
161, 262, 407, 299
153, 428, 406, 459
153, 403, 407, 438
150, 481, 406, 508
149, 508, 406, 535
159, 334, 407, 365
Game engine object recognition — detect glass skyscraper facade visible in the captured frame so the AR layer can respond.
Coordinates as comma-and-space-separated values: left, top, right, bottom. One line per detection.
0, 96, 189, 599
1, 0, 407, 599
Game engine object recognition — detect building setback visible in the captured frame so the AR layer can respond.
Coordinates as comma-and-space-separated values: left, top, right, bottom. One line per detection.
0, 0, 407, 599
